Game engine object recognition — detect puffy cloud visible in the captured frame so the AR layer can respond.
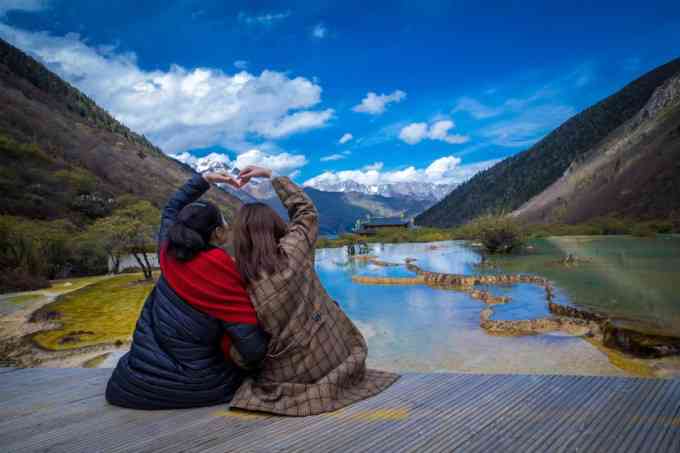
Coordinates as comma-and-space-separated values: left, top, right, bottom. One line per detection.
234, 149, 307, 175
0, 0, 47, 16
398, 122, 428, 144
173, 148, 307, 177
352, 90, 406, 115
237, 11, 290, 25
305, 156, 498, 187
338, 133, 353, 144
453, 97, 503, 119
312, 23, 327, 39
399, 120, 469, 145
253, 109, 334, 139
0, 24, 333, 153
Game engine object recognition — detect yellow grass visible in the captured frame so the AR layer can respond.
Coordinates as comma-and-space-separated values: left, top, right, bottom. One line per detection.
32, 274, 153, 350
5, 294, 42, 305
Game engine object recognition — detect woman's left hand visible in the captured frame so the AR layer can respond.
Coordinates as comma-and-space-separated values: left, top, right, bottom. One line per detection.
238, 166, 272, 187
203, 172, 241, 188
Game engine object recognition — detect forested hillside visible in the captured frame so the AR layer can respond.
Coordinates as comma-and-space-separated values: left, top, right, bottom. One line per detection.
0, 38, 241, 291
416, 58, 680, 227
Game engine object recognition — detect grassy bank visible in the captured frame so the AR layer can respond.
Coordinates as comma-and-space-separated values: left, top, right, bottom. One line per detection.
32, 274, 154, 350
316, 216, 680, 249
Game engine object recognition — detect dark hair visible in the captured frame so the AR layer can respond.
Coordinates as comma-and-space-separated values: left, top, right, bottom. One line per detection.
232, 202, 288, 286
167, 201, 223, 261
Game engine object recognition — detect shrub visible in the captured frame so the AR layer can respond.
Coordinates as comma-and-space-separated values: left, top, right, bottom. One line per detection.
0, 268, 50, 294
54, 168, 98, 194
465, 214, 527, 254
631, 224, 657, 238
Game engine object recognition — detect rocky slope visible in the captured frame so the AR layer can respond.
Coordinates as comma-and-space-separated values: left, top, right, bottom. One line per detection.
512, 73, 680, 223
0, 38, 241, 223
416, 57, 680, 227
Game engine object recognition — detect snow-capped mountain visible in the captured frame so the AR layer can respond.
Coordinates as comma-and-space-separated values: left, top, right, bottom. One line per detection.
173, 152, 274, 200
303, 180, 456, 202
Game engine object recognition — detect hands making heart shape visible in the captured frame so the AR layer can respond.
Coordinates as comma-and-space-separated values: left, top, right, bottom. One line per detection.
202, 165, 272, 189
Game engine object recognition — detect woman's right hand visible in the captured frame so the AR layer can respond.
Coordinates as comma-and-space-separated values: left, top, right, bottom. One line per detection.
203, 172, 241, 188
238, 166, 272, 186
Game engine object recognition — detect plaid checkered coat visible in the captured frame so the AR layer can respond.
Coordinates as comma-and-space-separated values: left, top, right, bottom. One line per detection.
229, 177, 399, 416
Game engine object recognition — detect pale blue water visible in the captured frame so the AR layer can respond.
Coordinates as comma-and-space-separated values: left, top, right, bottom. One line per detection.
314, 242, 624, 375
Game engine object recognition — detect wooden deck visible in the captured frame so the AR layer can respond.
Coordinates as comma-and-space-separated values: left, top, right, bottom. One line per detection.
0, 368, 678, 452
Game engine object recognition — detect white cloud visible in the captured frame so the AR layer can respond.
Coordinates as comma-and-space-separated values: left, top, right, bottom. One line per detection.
312, 23, 327, 39
0, 24, 333, 153
253, 109, 334, 139
320, 153, 346, 162
352, 90, 406, 115
234, 149, 307, 175
306, 156, 498, 187
238, 11, 290, 25
338, 133, 353, 144
321, 149, 351, 161
233, 60, 248, 70
0, 0, 47, 16
453, 97, 503, 119
398, 122, 427, 144
173, 148, 306, 177
362, 162, 384, 171
398, 120, 469, 145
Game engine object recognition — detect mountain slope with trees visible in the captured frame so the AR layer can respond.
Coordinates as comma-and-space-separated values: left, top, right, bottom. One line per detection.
0, 38, 241, 291
512, 73, 680, 223
416, 57, 680, 227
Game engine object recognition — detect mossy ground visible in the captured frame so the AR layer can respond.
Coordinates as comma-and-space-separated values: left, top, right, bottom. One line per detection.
5, 294, 42, 305
82, 353, 111, 368
45, 275, 114, 294
32, 273, 154, 350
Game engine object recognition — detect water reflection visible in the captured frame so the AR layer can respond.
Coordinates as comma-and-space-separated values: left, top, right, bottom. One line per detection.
315, 241, 626, 375
489, 236, 680, 336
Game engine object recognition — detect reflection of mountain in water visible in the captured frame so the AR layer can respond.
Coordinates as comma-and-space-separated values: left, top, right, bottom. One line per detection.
492, 236, 680, 337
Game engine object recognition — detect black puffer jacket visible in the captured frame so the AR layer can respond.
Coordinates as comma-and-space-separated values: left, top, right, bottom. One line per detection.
106, 174, 268, 410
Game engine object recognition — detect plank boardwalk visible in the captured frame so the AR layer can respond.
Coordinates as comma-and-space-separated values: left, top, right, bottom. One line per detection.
0, 368, 678, 452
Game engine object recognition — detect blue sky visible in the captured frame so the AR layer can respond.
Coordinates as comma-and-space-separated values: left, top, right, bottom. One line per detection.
1, 0, 679, 187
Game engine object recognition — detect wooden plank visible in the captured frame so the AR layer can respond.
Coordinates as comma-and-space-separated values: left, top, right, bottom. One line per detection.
0, 369, 678, 453
0, 367, 18, 375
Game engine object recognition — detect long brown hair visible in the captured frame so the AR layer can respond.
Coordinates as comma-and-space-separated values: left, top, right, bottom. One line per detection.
232, 202, 288, 286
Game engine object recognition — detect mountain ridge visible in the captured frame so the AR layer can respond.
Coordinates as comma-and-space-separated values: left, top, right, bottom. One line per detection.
511, 72, 680, 223
416, 57, 680, 227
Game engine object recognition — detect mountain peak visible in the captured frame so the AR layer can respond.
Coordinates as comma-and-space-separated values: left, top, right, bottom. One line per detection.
303, 179, 455, 203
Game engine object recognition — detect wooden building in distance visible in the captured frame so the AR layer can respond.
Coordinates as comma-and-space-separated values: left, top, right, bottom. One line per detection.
355, 217, 412, 235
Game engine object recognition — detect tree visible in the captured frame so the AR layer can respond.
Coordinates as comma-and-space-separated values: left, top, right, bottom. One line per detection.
84, 200, 160, 279
117, 201, 159, 280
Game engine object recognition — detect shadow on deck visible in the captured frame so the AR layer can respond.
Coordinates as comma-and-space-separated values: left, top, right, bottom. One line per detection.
0, 368, 679, 452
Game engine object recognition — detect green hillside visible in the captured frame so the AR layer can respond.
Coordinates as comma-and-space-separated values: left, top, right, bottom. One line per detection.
0, 38, 241, 291
416, 58, 680, 227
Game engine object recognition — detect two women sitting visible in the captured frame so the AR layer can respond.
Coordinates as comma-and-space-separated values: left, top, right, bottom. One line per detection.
106, 166, 397, 416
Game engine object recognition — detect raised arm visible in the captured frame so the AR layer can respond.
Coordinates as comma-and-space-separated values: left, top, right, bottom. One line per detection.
159, 174, 210, 246
239, 166, 319, 258
158, 172, 240, 247
271, 176, 319, 256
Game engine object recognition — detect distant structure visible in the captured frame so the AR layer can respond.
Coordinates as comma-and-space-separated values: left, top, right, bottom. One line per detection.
355, 217, 412, 235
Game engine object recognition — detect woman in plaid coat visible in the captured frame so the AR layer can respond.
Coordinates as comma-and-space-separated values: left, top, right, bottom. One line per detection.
228, 166, 399, 416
